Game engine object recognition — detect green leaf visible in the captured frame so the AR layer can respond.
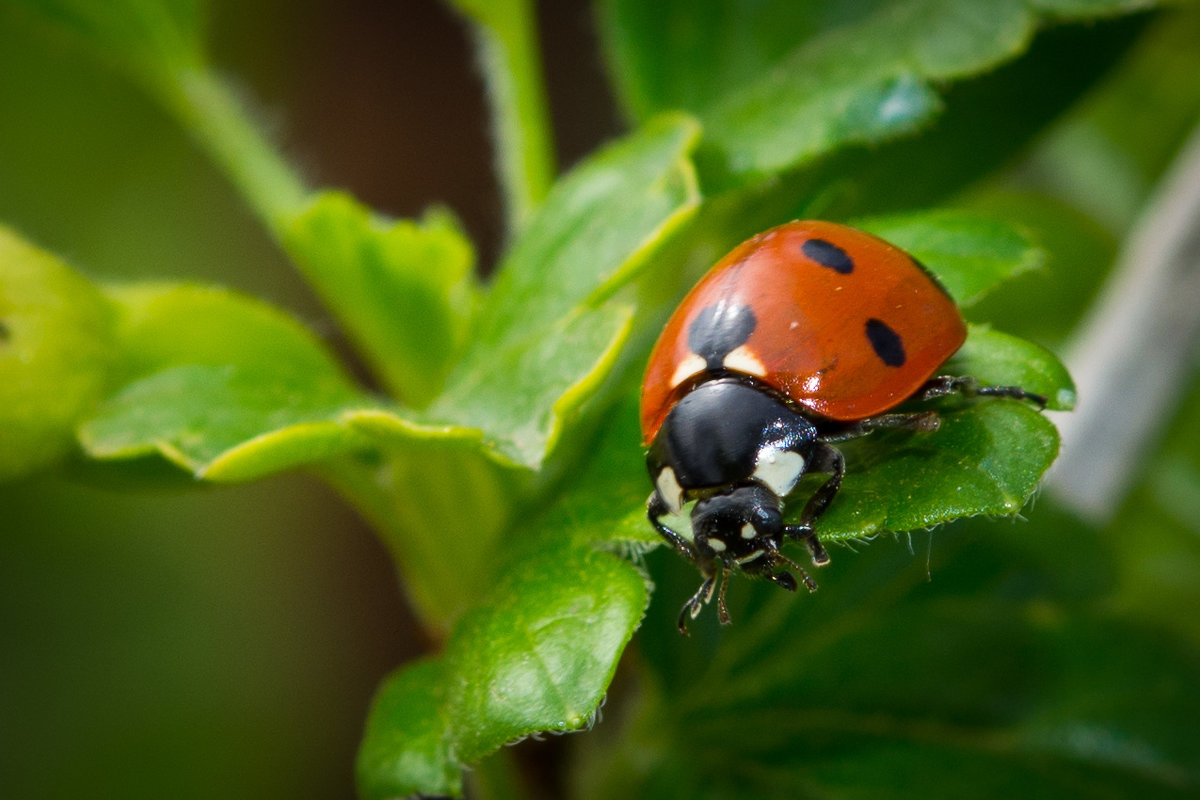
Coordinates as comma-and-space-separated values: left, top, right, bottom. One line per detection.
809, 401, 1059, 540
77, 281, 387, 483
0, 226, 117, 479
578, 516, 1200, 799
431, 113, 702, 467
357, 533, 649, 798
78, 364, 369, 481
802, 14, 1150, 222
599, 0, 1039, 114
856, 210, 1045, 307
356, 659, 459, 799
700, 69, 941, 181
354, 400, 652, 795
103, 282, 352, 383
442, 538, 648, 763
944, 325, 1077, 411
282, 193, 478, 406
598, 0, 1154, 181
436, 302, 636, 467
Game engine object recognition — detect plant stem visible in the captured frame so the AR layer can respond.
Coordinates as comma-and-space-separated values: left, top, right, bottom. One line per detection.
152, 66, 310, 235
1047, 119, 1200, 522
459, 0, 557, 235
317, 444, 523, 637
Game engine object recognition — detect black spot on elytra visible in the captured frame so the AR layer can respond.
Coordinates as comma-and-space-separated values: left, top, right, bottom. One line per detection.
865, 318, 905, 367
688, 302, 757, 371
802, 238, 854, 274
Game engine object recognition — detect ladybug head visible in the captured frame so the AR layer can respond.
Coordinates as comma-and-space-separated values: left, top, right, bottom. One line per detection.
645, 377, 827, 631
691, 483, 786, 565
664, 483, 817, 631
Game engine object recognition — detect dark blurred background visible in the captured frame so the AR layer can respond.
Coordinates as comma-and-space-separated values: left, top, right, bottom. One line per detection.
0, 1, 617, 797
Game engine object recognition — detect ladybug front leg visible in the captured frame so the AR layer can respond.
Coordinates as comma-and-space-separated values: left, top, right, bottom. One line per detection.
677, 573, 717, 635
820, 377, 1047, 445
782, 441, 841, 566
647, 491, 700, 563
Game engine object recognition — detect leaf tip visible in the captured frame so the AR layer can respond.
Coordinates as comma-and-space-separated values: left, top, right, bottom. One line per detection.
1053, 386, 1078, 412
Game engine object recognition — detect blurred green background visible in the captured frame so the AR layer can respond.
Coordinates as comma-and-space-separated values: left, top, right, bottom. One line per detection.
4, 1, 1200, 798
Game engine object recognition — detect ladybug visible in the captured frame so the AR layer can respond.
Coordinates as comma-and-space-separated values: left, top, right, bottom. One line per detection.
641, 221, 1045, 634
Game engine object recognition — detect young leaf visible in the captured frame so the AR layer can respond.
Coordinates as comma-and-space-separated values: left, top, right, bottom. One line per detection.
430, 113, 702, 467
356, 659, 459, 799
282, 193, 478, 407
434, 302, 636, 467
104, 282, 353, 383
78, 364, 369, 482
353, 397, 654, 795
0, 227, 117, 479
442, 536, 648, 764
78, 280, 388, 482
356, 529, 649, 799
809, 401, 1059, 540
944, 325, 1077, 411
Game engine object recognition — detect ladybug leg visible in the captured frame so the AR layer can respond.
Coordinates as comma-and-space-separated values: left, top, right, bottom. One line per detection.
678, 574, 717, 635
647, 491, 699, 563
821, 377, 1047, 445
782, 441, 842, 566
715, 565, 734, 625
764, 546, 818, 593
915, 375, 1047, 408
821, 411, 941, 442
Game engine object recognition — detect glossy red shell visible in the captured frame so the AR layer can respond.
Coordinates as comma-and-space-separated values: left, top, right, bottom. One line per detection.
640, 221, 967, 445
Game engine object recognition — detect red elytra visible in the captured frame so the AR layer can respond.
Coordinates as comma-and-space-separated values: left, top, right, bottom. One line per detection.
640, 220, 967, 445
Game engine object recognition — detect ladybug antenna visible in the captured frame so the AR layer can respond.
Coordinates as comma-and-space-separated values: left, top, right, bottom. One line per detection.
768, 544, 818, 592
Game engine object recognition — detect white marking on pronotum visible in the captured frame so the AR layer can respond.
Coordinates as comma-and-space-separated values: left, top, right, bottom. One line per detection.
753, 447, 806, 497
723, 345, 768, 377
740, 522, 757, 539
707, 537, 727, 552
670, 353, 707, 388
655, 467, 685, 514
